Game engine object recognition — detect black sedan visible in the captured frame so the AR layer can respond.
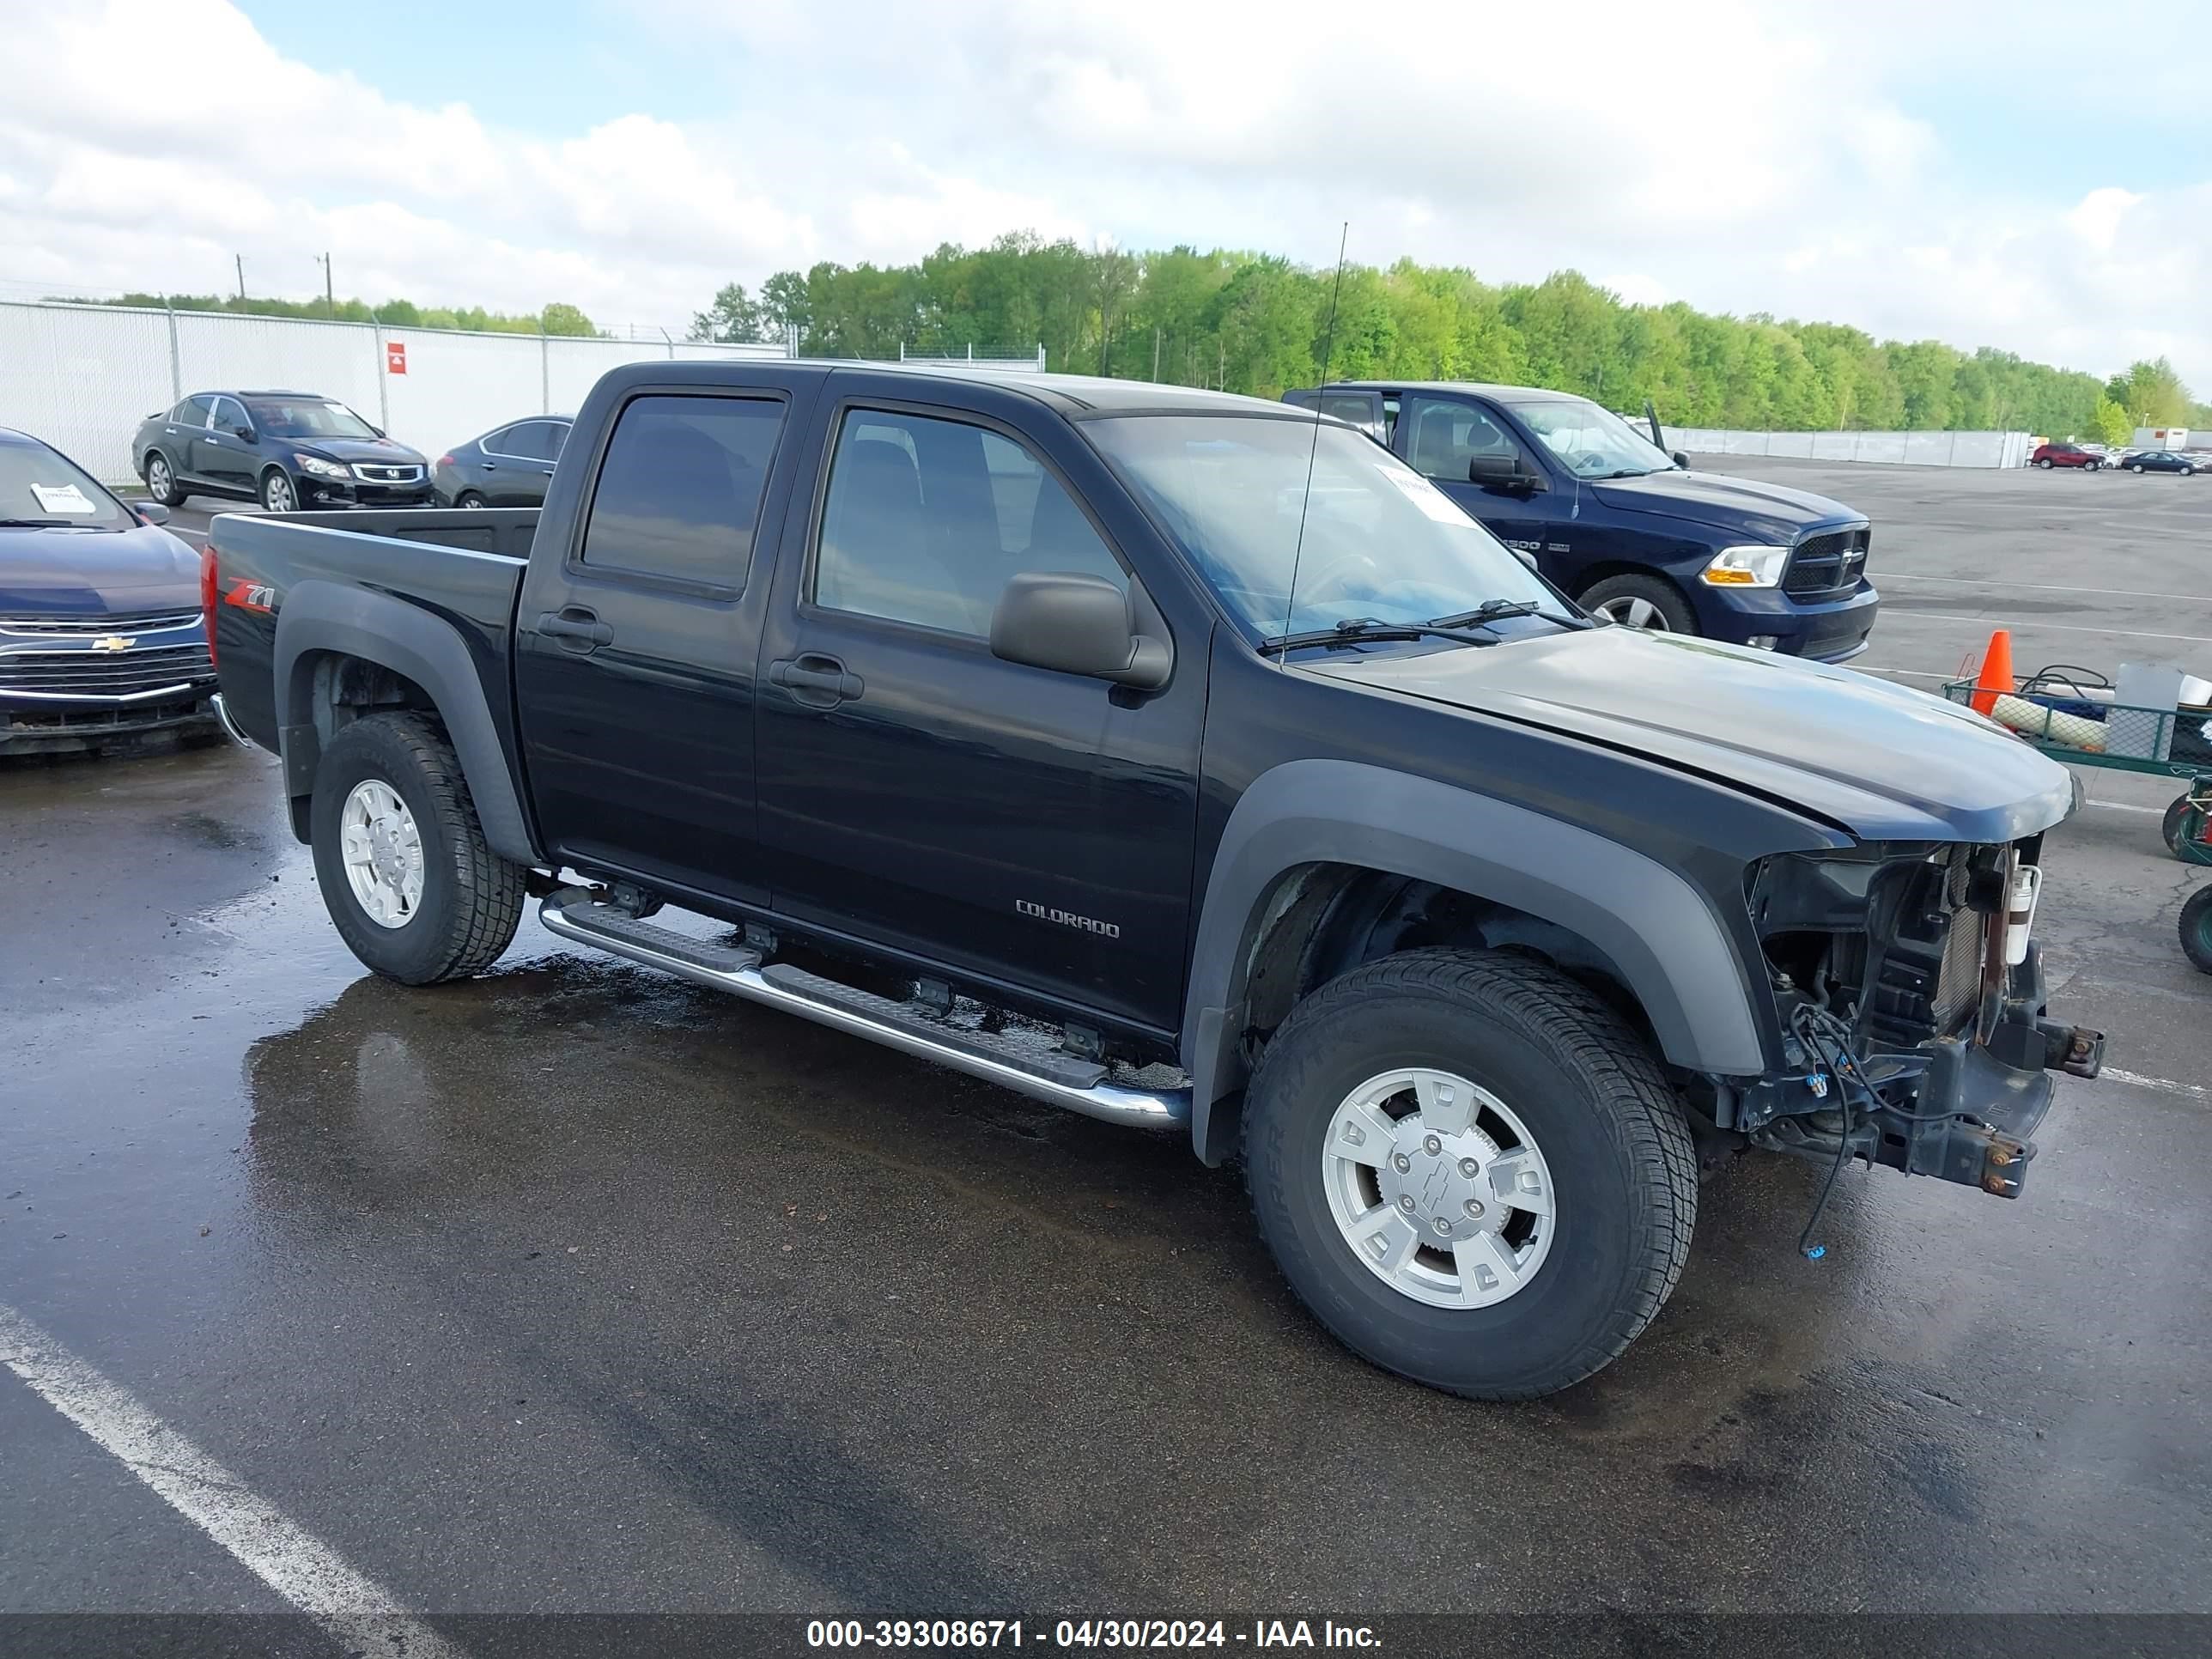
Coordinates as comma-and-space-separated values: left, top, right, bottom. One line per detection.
431, 416, 572, 507
2119, 449, 2198, 475
132, 390, 432, 513
2, 425, 220, 755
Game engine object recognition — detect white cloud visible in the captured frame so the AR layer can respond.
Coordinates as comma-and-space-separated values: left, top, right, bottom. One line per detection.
0, 0, 2207, 391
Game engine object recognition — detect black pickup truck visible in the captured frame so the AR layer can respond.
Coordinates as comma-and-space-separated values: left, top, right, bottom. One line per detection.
204, 362, 2103, 1400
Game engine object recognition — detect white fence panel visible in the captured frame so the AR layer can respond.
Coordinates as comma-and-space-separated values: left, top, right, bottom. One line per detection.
1661, 423, 2036, 469
0, 299, 800, 483
380, 329, 546, 458
0, 301, 174, 482
176, 312, 382, 429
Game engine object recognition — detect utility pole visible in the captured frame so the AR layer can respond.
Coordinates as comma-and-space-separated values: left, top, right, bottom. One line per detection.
234, 254, 245, 301
1218, 340, 1225, 391
316, 252, 333, 313
1152, 326, 1161, 382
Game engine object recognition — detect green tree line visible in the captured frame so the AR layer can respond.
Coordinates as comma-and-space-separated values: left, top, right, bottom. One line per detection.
691, 232, 2211, 437
65, 292, 600, 337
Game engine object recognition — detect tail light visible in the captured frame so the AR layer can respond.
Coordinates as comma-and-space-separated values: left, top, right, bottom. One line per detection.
199, 544, 219, 667
435, 454, 454, 469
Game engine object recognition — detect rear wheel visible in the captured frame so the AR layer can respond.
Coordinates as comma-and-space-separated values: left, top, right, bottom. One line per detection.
310, 712, 526, 984
259, 468, 297, 513
2131, 463, 2147, 474
1578, 573, 1697, 635
144, 451, 185, 506
1242, 948, 1698, 1400
2037, 457, 2054, 469
2163, 792, 2212, 862
457, 491, 488, 509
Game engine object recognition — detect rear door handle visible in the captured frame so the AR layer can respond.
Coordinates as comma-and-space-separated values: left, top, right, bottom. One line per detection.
537, 608, 612, 651
479, 461, 498, 471
769, 654, 863, 707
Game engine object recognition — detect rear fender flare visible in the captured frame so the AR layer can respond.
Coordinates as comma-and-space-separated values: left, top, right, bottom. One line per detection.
272, 580, 538, 865
1181, 760, 1769, 1163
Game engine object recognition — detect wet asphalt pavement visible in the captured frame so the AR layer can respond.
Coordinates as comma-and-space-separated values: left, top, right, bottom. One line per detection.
5, 469, 2212, 1645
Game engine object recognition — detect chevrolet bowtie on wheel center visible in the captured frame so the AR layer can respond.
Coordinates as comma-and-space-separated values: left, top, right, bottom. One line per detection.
204, 361, 2104, 1400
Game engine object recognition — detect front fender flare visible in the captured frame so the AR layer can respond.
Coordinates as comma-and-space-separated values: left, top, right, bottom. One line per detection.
1181, 760, 1769, 1163
272, 580, 538, 866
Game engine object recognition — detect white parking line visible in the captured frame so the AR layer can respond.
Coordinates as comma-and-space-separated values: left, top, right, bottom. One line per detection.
1905, 612, 2212, 645
1881, 574, 2212, 604
2102, 1067, 2212, 1104
0, 1303, 467, 1658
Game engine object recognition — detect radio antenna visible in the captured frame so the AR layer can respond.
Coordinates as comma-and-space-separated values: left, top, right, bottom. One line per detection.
1277, 222, 1350, 659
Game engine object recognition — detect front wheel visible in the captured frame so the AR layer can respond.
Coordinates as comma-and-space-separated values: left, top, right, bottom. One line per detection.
1242, 949, 1698, 1400
310, 711, 526, 984
259, 468, 298, 513
2182, 889, 2212, 974
1577, 573, 1697, 635
2086, 460, 2100, 471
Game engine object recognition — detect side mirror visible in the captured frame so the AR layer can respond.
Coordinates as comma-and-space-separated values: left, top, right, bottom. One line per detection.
234, 426, 255, 441
135, 501, 171, 526
1468, 453, 1547, 494
1671, 450, 1689, 469
990, 572, 1170, 690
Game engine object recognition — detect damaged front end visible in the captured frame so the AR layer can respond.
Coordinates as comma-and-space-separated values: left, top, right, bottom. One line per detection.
1729, 837, 2104, 1200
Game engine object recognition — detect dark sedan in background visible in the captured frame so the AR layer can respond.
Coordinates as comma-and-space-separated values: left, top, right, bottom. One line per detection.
132, 390, 432, 513
2, 426, 218, 756
432, 415, 572, 507
2119, 449, 2198, 475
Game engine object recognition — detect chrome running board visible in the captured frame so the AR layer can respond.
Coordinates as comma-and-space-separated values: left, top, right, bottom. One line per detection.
538, 890, 1190, 1132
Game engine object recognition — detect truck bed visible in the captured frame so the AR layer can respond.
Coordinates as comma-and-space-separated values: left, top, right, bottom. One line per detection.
206, 507, 538, 763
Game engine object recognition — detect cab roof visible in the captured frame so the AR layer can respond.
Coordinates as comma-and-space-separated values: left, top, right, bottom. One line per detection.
1318, 380, 1590, 403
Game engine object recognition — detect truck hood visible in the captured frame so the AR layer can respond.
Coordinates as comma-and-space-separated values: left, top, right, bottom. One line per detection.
0, 522, 203, 612
1299, 627, 2075, 843
1589, 469, 1863, 542
286, 436, 426, 466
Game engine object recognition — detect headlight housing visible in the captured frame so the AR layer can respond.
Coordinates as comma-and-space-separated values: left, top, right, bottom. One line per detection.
1701, 544, 1790, 587
293, 453, 349, 480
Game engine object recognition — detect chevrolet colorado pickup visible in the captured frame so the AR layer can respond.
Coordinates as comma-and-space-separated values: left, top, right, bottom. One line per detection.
204, 362, 2104, 1400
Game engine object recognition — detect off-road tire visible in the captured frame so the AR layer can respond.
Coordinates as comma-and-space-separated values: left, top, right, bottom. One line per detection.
1577, 573, 1698, 635
2182, 888, 2212, 975
310, 712, 526, 984
1242, 947, 1698, 1401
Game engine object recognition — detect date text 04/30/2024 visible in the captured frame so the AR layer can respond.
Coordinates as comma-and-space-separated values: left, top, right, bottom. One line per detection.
805, 1620, 1382, 1649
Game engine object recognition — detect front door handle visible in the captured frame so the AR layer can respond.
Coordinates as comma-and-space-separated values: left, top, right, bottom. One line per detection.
769, 653, 863, 707
537, 608, 612, 652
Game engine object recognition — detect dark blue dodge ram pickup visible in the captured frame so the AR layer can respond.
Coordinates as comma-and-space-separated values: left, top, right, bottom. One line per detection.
1287, 380, 1880, 660
204, 361, 2100, 1399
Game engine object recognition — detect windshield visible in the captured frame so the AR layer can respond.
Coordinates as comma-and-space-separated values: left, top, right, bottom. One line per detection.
1089, 415, 1553, 639
0, 441, 132, 531
246, 398, 380, 441
1507, 399, 1674, 478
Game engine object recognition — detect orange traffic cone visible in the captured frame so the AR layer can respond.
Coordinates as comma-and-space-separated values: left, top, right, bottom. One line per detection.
1970, 629, 2014, 716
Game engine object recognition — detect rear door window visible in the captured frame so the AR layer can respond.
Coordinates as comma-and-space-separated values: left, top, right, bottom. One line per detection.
173, 396, 216, 426
579, 394, 787, 590
497, 421, 561, 462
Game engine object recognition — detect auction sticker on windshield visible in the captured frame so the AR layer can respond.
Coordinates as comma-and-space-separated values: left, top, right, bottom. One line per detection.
1376, 456, 1472, 524
29, 483, 95, 514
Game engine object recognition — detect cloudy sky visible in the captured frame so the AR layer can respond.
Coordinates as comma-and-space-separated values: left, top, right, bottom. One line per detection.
3, 0, 2208, 390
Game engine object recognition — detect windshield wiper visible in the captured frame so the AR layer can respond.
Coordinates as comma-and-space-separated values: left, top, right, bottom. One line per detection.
1259, 617, 1503, 656
1601, 467, 1658, 479
1429, 598, 1592, 631
0, 518, 104, 530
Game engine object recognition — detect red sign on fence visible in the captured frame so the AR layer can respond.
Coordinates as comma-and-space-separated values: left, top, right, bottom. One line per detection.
386, 341, 407, 374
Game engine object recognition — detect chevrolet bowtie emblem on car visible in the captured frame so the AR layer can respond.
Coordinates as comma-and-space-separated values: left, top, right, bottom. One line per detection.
93, 635, 136, 653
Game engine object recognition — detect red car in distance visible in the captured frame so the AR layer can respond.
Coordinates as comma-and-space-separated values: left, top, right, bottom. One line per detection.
2030, 442, 2104, 470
